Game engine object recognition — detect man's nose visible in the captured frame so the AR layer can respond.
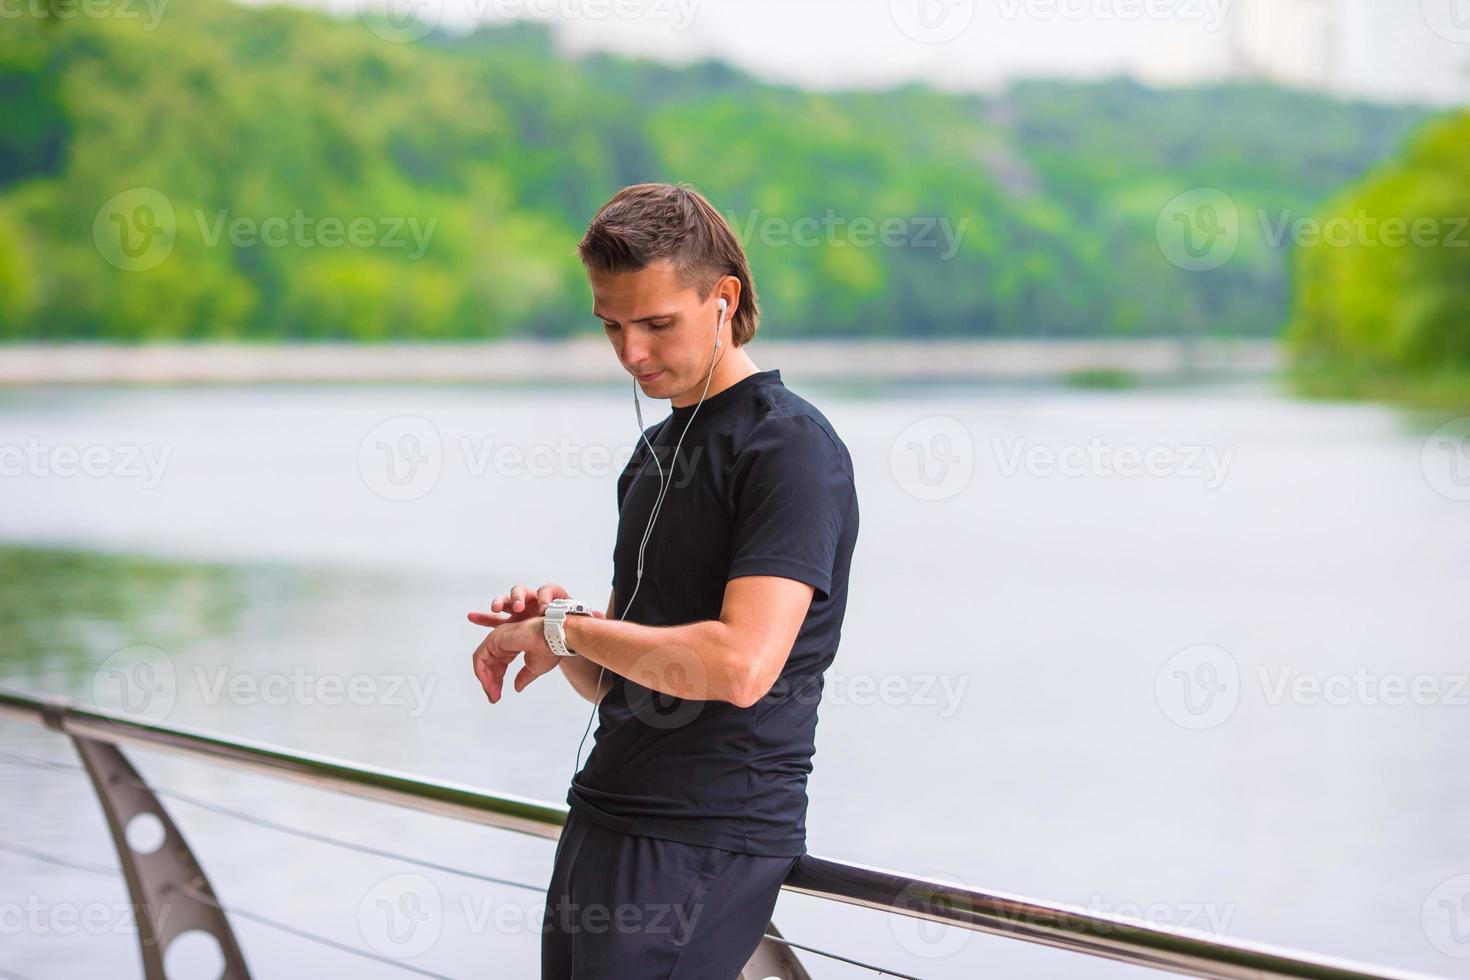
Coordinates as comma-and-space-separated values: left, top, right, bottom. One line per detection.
619, 334, 650, 367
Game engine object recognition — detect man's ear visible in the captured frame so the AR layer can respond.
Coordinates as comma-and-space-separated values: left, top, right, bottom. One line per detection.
717, 275, 741, 322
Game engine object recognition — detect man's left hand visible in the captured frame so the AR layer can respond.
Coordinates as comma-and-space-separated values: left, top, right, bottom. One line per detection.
470, 615, 561, 703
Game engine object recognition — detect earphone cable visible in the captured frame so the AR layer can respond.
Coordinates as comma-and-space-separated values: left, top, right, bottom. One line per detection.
570, 302, 725, 779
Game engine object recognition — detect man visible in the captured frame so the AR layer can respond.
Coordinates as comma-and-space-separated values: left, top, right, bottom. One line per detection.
468, 183, 859, 978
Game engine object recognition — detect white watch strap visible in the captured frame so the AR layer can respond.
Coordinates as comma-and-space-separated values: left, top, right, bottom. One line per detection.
544, 599, 592, 657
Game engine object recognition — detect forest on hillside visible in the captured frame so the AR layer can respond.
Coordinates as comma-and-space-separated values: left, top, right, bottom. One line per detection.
0, 1, 1444, 349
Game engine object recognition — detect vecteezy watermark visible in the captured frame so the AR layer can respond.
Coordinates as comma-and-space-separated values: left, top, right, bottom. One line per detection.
92, 189, 437, 271
888, 871, 975, 958
1156, 643, 1470, 730
623, 644, 711, 729
0, 0, 167, 30
1423, 874, 1470, 959
1257, 210, 1469, 251
356, 0, 699, 43
487, 0, 699, 29
357, 415, 707, 502
359, 416, 443, 502
356, 874, 709, 955
359, 874, 442, 959
92, 645, 178, 725
725, 209, 971, 261
192, 665, 438, 718
1422, 417, 1470, 502
460, 437, 700, 484
0, 899, 170, 938
990, 437, 1235, 489
995, 0, 1230, 30
91, 645, 439, 723
1158, 187, 1469, 272
888, 0, 977, 44
1256, 666, 1469, 708
1156, 643, 1240, 730
0, 438, 172, 488
465, 893, 705, 941
93, 188, 177, 272
765, 670, 972, 719
889, 415, 976, 502
991, 893, 1237, 940
1421, 0, 1470, 44
195, 209, 436, 259
1156, 188, 1241, 272
356, 0, 443, 43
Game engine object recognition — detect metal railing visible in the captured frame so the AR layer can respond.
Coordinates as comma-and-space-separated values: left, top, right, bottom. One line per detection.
0, 688, 1447, 980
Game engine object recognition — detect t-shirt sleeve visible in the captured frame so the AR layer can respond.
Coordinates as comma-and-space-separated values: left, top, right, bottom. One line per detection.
726, 413, 853, 602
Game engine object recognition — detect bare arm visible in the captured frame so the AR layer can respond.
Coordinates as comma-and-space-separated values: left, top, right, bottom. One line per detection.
562, 576, 814, 708
471, 577, 813, 708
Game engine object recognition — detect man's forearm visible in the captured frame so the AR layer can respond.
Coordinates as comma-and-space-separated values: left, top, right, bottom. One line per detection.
559, 653, 611, 704
563, 616, 752, 707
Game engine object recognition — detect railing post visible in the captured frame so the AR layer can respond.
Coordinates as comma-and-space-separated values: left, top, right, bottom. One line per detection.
68, 734, 251, 980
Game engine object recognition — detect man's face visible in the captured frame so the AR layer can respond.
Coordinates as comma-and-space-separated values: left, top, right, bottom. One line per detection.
588, 259, 723, 404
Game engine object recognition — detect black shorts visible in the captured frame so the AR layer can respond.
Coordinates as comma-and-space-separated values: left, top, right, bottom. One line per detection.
540, 809, 800, 979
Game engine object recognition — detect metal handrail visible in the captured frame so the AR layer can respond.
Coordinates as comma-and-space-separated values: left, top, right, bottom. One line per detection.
0, 688, 1446, 980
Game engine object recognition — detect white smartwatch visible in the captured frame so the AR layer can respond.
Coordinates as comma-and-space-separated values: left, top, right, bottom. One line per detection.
543, 598, 594, 657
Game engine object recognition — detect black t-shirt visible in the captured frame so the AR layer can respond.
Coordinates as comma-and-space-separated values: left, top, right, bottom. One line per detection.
566, 368, 859, 857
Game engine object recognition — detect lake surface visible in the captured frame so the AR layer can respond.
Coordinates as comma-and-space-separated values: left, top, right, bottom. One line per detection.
2, 378, 1468, 979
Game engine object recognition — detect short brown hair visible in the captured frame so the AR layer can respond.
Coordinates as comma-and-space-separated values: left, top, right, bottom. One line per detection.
577, 183, 760, 347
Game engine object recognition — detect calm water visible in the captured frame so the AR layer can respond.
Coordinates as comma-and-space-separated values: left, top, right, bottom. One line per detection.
2, 378, 1468, 979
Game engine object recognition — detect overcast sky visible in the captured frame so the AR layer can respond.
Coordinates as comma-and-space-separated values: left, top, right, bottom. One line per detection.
276, 0, 1470, 103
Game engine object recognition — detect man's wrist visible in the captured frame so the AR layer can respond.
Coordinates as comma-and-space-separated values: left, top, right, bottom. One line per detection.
563, 613, 592, 658
543, 599, 595, 657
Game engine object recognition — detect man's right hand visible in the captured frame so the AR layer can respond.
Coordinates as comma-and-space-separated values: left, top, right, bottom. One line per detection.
467, 582, 608, 630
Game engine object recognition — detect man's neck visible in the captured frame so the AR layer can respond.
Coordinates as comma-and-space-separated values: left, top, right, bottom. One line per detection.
670, 347, 759, 408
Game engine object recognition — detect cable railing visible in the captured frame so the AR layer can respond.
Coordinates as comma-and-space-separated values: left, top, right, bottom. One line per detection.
0, 687, 1449, 980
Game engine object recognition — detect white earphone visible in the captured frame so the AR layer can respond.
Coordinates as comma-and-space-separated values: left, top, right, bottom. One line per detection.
571, 295, 728, 775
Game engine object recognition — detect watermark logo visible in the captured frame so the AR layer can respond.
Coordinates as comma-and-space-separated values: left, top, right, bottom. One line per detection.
92, 644, 178, 723
991, 437, 1234, 488
195, 209, 436, 259
359, 416, 444, 501
725, 209, 970, 261
994, 0, 1230, 30
889, 415, 975, 501
1258, 210, 1467, 251
358, 874, 442, 958
0, 898, 170, 937
93, 188, 176, 272
990, 893, 1236, 939
1158, 645, 1468, 728
0, 0, 169, 29
1422, 874, 1470, 958
357, 0, 442, 42
490, 0, 700, 30
1257, 666, 1468, 708
191, 665, 438, 718
889, 872, 975, 958
0, 438, 173, 488
1422, 0, 1470, 44
623, 644, 710, 729
765, 670, 971, 718
1422, 417, 1470, 502
1155, 643, 1239, 730
91, 645, 439, 720
889, 0, 976, 43
1156, 188, 1240, 272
